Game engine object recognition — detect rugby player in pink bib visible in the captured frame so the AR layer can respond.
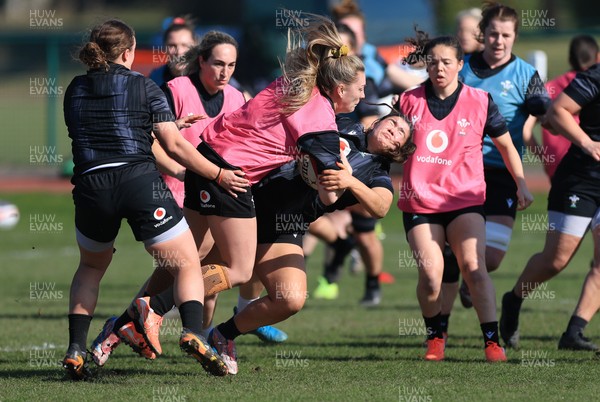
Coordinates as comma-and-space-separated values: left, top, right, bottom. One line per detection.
396, 35, 533, 362
113, 15, 365, 374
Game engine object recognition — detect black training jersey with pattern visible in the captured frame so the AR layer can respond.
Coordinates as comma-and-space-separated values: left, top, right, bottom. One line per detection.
64, 63, 174, 176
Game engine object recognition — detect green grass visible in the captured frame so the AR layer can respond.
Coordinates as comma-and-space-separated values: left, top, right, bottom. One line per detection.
0, 191, 598, 401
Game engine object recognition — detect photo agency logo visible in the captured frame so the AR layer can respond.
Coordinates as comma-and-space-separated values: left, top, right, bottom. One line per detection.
29, 9, 63, 29
28, 348, 61, 368
275, 9, 309, 28
398, 317, 427, 336
29, 77, 63, 97
521, 281, 556, 301
521, 145, 556, 168
152, 249, 187, 270
152, 386, 187, 402
275, 350, 309, 368
521, 76, 554, 96
275, 281, 308, 301
398, 249, 432, 270
520, 213, 556, 233
152, 113, 176, 130
158, 316, 181, 338
398, 386, 432, 402
398, 181, 434, 202
30, 281, 63, 301
152, 181, 181, 202
521, 9, 556, 29
29, 213, 63, 234
274, 76, 304, 98
401, 45, 430, 66
29, 145, 63, 166
521, 349, 556, 367
151, 46, 186, 66
275, 213, 309, 234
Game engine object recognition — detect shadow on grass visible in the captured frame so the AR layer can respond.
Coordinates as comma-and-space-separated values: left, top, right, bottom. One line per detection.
0, 312, 118, 321
5, 366, 175, 383
302, 303, 424, 312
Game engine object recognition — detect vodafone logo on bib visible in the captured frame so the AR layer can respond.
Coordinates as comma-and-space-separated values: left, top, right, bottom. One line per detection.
200, 190, 211, 203
425, 130, 448, 154
416, 130, 453, 166
153, 207, 167, 220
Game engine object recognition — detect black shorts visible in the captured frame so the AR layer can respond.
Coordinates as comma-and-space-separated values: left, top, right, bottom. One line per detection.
402, 205, 485, 234
351, 212, 377, 233
483, 168, 517, 218
548, 155, 600, 217
184, 142, 255, 218
253, 175, 314, 247
72, 161, 185, 247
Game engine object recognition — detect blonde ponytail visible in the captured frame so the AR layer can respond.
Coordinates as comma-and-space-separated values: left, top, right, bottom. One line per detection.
279, 13, 364, 115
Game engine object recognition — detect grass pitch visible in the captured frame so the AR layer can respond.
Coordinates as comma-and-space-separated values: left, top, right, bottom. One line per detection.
0, 191, 599, 401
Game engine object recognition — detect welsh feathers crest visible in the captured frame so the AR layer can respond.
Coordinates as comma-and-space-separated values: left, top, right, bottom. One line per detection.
500, 80, 513, 96
457, 118, 470, 135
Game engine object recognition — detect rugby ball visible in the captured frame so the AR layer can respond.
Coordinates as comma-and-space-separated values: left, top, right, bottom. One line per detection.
299, 153, 318, 189
299, 139, 350, 189
0, 201, 20, 230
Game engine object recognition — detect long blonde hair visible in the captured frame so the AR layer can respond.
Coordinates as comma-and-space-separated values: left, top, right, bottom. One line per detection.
279, 13, 364, 115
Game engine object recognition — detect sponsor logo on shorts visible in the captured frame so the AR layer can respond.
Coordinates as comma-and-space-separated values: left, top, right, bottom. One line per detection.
199, 190, 216, 209
200, 190, 211, 203
339, 138, 351, 157
152, 207, 173, 228
153, 207, 167, 220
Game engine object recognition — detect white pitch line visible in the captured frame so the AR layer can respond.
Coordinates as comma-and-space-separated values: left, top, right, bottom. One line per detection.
0, 342, 66, 352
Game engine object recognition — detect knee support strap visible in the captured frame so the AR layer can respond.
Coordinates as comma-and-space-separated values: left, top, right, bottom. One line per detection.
485, 221, 513, 252
202, 264, 232, 296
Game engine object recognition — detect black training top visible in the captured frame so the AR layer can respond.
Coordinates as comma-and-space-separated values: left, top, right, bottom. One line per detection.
563, 62, 600, 167
64, 63, 174, 176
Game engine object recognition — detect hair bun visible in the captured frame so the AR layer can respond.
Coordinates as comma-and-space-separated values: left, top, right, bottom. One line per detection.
331, 44, 349, 58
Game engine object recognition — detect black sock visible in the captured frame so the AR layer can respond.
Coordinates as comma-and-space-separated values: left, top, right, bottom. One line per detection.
68, 314, 93, 351
365, 274, 380, 291
440, 314, 450, 334
423, 313, 443, 340
481, 321, 500, 345
217, 316, 242, 341
323, 237, 356, 283
179, 300, 204, 334
323, 261, 340, 284
505, 289, 524, 311
150, 287, 175, 316
113, 310, 133, 333
566, 315, 588, 337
